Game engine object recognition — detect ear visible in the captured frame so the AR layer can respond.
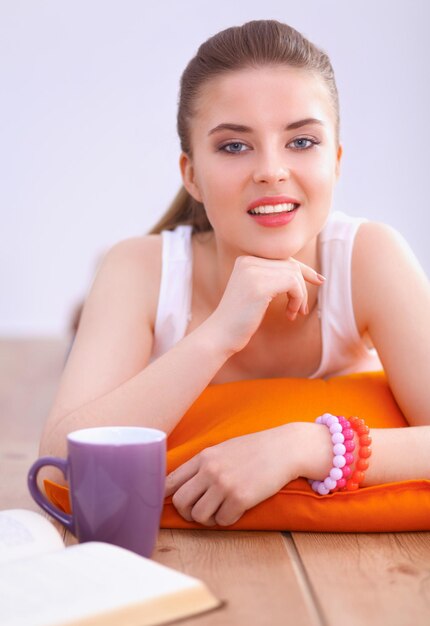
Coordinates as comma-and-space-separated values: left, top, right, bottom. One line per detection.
179, 152, 203, 203
335, 144, 343, 180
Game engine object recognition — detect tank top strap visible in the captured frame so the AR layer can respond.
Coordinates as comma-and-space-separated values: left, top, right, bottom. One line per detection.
150, 225, 193, 362
309, 210, 379, 378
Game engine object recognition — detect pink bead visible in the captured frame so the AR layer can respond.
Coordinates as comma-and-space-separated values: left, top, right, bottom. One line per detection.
330, 467, 343, 481
317, 483, 330, 495
344, 439, 355, 452
345, 452, 354, 465
333, 455, 346, 468
343, 428, 354, 441
324, 477, 337, 490
342, 465, 352, 478
337, 478, 347, 489
333, 443, 346, 456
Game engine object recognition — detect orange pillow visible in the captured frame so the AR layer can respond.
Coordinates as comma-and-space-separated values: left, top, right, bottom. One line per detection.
44, 371, 430, 532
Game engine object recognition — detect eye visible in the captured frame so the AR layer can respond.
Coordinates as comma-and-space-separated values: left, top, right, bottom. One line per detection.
218, 141, 249, 154
288, 137, 319, 150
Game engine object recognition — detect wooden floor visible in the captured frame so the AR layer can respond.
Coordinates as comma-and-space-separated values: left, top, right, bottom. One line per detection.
1, 338, 430, 626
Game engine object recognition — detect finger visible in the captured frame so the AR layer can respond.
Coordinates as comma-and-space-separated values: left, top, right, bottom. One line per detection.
171, 474, 209, 522
164, 457, 199, 497
285, 274, 307, 320
190, 484, 225, 527
213, 492, 245, 527
285, 294, 303, 320
289, 257, 326, 285
299, 277, 309, 316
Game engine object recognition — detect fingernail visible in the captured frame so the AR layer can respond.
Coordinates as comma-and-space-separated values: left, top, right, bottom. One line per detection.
316, 273, 326, 281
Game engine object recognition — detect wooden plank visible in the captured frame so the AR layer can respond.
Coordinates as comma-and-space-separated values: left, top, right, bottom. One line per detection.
291, 531, 430, 626
152, 528, 321, 626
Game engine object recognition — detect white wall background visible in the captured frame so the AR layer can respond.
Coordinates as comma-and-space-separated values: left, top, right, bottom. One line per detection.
1, 0, 429, 336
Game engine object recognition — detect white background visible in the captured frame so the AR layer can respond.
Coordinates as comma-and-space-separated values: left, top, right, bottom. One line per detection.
1, 0, 429, 335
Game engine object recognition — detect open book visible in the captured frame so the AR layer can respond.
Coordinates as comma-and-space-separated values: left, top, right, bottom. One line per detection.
0, 509, 222, 626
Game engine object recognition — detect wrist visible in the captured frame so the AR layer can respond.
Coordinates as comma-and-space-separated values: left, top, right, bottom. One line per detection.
197, 315, 238, 360
284, 422, 333, 481
298, 422, 333, 480
309, 415, 370, 494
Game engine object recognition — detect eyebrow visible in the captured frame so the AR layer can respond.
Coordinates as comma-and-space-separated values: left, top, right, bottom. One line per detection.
208, 118, 324, 136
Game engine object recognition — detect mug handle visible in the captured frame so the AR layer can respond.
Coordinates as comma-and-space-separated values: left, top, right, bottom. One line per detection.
27, 456, 75, 535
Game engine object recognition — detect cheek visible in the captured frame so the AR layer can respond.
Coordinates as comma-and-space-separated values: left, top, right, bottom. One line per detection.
298, 155, 338, 195
198, 162, 244, 208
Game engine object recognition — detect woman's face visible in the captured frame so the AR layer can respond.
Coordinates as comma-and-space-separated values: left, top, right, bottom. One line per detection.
180, 65, 342, 260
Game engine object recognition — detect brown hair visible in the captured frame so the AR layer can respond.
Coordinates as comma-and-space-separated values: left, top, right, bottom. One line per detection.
148, 19, 339, 235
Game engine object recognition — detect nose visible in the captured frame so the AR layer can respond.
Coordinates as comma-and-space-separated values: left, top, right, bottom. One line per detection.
252, 149, 290, 185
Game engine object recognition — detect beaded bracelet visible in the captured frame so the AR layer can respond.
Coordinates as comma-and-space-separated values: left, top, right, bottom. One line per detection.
338, 415, 372, 491
309, 413, 355, 495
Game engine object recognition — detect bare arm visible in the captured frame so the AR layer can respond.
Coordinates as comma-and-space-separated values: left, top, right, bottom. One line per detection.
352, 222, 430, 426
40, 237, 233, 465
300, 422, 430, 486
165, 421, 430, 527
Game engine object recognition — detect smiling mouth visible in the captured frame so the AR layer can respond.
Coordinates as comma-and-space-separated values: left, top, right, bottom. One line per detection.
248, 202, 300, 215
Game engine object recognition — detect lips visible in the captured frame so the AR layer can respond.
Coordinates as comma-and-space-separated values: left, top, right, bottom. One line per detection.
246, 195, 301, 213
248, 207, 299, 228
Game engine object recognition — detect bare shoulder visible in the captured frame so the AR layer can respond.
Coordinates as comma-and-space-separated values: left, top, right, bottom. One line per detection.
351, 219, 430, 425
106, 233, 162, 268
100, 234, 162, 328
352, 219, 427, 334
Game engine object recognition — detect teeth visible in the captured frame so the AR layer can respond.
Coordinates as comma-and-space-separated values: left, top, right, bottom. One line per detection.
249, 202, 298, 215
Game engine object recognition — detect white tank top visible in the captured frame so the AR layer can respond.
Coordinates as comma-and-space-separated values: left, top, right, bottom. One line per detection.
150, 210, 383, 379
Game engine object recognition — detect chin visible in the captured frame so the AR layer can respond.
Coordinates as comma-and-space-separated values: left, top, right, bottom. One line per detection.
243, 246, 296, 261
246, 235, 308, 261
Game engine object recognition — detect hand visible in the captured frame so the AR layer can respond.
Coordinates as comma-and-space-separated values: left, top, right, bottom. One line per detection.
164, 425, 301, 527
208, 255, 325, 354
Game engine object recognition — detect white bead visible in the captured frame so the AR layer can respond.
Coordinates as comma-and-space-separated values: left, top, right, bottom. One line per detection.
330, 467, 343, 480
311, 481, 321, 492
324, 477, 337, 490
333, 443, 346, 456
316, 416, 323, 424
326, 415, 338, 427
317, 483, 330, 495
329, 423, 342, 434
331, 432, 345, 444
333, 455, 346, 468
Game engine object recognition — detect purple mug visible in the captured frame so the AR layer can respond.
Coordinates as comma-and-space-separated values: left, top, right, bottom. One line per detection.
28, 426, 166, 557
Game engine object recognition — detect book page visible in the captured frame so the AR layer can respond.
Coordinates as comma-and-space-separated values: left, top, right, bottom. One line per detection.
0, 509, 64, 564
0, 541, 220, 626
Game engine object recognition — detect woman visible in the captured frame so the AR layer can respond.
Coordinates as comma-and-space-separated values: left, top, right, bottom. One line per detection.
40, 20, 430, 527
